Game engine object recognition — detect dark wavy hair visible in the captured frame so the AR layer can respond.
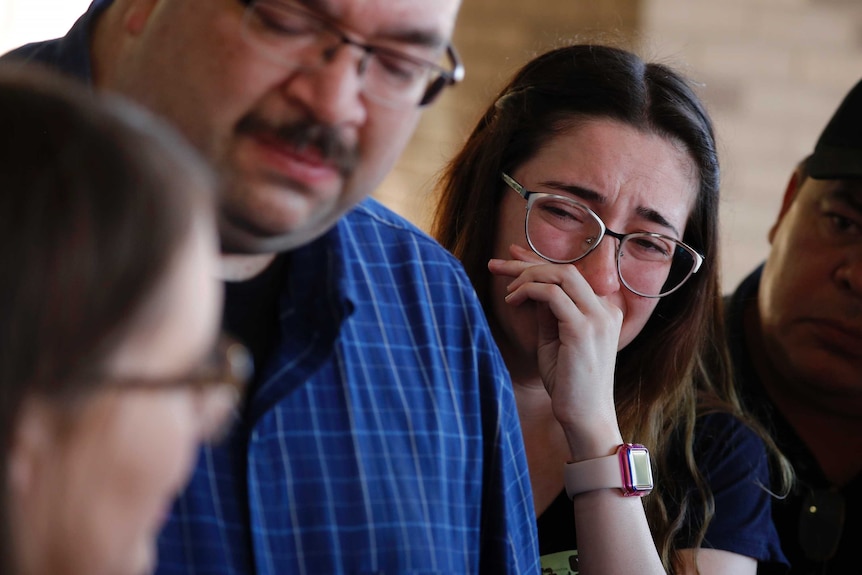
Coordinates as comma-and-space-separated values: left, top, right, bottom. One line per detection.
0, 64, 215, 574
432, 44, 789, 570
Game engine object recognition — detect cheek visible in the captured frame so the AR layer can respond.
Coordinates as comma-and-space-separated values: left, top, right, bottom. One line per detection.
107, 394, 201, 493
493, 196, 528, 259
56, 396, 202, 573
617, 294, 659, 350
129, 14, 255, 147
488, 267, 540, 357
759, 242, 822, 325
354, 109, 421, 190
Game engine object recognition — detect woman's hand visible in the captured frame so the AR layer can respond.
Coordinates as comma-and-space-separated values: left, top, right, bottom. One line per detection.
488, 244, 624, 455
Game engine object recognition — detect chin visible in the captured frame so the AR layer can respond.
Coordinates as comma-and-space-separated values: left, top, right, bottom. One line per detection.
224, 197, 342, 253
127, 537, 157, 575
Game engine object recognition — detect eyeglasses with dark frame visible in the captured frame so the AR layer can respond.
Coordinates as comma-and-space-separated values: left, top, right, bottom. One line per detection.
239, 0, 465, 108
102, 334, 253, 441
502, 173, 705, 298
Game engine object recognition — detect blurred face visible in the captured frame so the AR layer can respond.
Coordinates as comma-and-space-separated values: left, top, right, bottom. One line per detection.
491, 118, 698, 360
9, 212, 230, 575
105, 0, 460, 252
759, 176, 862, 411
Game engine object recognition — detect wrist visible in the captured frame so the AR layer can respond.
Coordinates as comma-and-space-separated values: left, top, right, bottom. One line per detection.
564, 443, 654, 498
561, 420, 623, 462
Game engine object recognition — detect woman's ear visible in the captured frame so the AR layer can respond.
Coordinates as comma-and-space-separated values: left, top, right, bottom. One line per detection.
7, 398, 56, 495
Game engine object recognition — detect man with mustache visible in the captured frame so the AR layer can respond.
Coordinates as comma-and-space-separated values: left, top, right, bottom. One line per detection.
3, 0, 540, 573
725, 78, 862, 574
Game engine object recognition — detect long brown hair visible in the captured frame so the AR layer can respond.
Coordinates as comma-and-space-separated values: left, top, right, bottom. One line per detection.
0, 64, 214, 574
432, 44, 788, 570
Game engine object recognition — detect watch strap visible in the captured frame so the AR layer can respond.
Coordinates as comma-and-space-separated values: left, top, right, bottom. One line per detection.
564, 450, 623, 499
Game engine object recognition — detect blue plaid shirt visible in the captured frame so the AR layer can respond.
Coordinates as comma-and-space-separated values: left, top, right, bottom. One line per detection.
156, 201, 539, 573
4, 5, 541, 572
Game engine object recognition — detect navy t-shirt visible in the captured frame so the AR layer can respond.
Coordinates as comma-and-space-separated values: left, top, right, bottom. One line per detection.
538, 412, 789, 574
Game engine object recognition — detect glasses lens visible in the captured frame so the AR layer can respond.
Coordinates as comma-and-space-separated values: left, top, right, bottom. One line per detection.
241, 0, 447, 108
526, 195, 602, 263
618, 234, 697, 297
241, 0, 321, 64
362, 50, 439, 107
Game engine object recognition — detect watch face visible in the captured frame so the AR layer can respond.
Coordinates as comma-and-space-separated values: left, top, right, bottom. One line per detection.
623, 445, 653, 495
628, 449, 653, 489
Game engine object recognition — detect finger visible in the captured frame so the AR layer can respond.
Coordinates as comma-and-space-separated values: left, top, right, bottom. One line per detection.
505, 273, 621, 334
509, 243, 546, 264
488, 257, 536, 280
488, 243, 547, 279
507, 282, 613, 352
505, 282, 583, 326
535, 301, 560, 348
506, 261, 596, 307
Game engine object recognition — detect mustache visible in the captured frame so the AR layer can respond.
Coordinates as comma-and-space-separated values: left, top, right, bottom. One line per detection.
236, 115, 358, 176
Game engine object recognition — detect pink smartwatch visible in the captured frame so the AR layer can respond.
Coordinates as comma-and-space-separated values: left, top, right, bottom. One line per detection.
564, 443, 653, 498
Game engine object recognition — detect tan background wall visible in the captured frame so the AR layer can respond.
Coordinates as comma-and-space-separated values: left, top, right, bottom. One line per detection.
3, 0, 861, 290
377, 0, 862, 291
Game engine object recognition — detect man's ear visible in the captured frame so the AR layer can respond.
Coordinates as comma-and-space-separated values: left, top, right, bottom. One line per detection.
123, 0, 160, 35
768, 167, 804, 244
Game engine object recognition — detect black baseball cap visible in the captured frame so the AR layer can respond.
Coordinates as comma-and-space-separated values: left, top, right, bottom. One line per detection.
809, 79, 862, 179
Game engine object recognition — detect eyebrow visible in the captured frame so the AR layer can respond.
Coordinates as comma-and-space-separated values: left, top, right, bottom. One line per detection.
541, 180, 682, 237
299, 0, 447, 48
828, 184, 862, 213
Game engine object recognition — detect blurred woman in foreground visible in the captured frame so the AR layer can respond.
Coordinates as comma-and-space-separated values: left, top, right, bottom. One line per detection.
0, 65, 250, 575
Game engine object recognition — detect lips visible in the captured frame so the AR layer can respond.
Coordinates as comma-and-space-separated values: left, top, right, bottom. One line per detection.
249, 131, 340, 189
234, 115, 357, 190
809, 319, 862, 356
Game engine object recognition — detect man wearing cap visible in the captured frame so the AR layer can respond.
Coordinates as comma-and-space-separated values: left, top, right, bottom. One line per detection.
725, 79, 862, 573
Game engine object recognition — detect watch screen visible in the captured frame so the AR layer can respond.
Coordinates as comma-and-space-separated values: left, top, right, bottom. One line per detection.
628, 448, 653, 490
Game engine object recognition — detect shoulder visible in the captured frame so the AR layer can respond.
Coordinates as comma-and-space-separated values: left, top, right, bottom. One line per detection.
0, 1, 107, 81
1, 39, 60, 65
694, 412, 768, 473
326, 198, 491, 332
1, 37, 80, 81
689, 413, 788, 567
346, 197, 446, 247
691, 413, 775, 518
340, 197, 473, 277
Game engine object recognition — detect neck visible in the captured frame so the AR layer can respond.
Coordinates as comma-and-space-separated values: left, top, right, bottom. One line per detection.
743, 301, 862, 485
501, 332, 570, 515
513, 380, 570, 516
89, 0, 127, 88
220, 253, 278, 281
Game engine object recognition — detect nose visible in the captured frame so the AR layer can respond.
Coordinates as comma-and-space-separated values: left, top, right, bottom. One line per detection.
575, 235, 622, 297
835, 255, 862, 297
281, 42, 368, 126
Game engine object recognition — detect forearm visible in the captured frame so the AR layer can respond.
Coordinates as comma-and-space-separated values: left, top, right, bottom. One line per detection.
571, 489, 666, 575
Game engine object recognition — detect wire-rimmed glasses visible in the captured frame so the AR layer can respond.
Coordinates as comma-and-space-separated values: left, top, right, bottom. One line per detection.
239, 0, 465, 108
502, 173, 704, 298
